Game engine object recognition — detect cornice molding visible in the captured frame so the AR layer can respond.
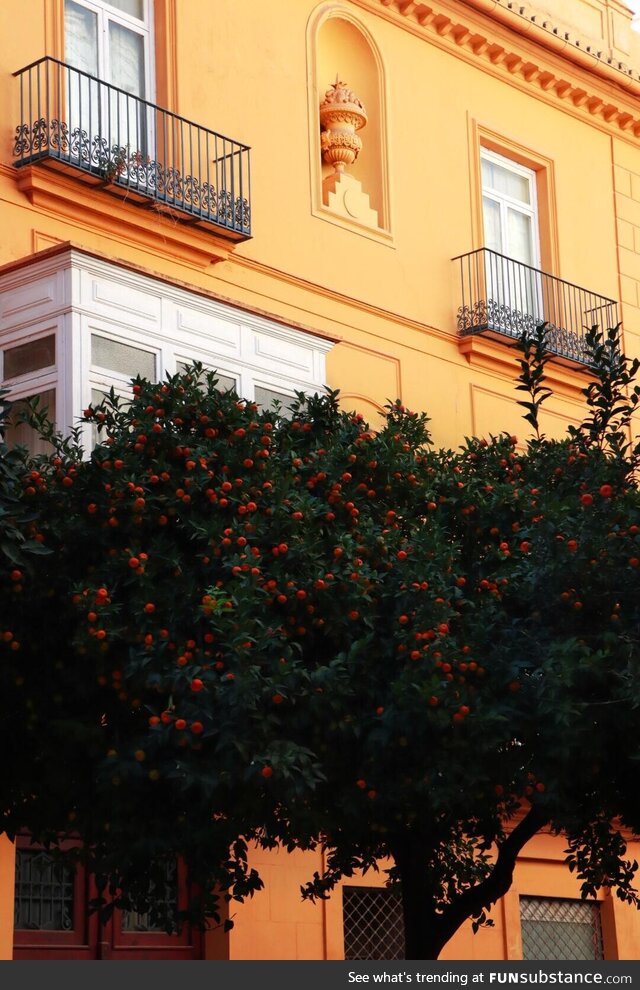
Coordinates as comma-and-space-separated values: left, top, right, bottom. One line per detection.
463, 0, 640, 88
355, 0, 640, 140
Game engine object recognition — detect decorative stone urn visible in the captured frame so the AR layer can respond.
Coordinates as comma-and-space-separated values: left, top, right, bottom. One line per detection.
319, 76, 368, 173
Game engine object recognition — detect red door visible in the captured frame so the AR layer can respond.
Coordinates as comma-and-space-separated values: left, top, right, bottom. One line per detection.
13, 837, 202, 960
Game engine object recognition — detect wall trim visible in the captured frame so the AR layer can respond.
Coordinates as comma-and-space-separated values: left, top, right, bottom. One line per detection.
348, 0, 640, 142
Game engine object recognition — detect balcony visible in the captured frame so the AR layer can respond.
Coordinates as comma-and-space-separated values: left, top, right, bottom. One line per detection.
452, 248, 619, 367
12, 57, 251, 240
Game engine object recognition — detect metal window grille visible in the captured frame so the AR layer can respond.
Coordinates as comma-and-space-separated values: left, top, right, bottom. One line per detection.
121, 859, 179, 932
14, 850, 74, 931
343, 886, 405, 960
520, 897, 604, 960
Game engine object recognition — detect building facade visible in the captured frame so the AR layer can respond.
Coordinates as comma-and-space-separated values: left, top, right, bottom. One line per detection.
0, 0, 639, 960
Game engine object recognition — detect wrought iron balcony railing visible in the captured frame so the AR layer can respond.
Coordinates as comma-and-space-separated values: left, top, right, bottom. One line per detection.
452, 248, 619, 366
13, 57, 251, 239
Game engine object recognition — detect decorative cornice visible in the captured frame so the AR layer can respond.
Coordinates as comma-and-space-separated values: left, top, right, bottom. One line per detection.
360, 0, 640, 139
464, 0, 640, 87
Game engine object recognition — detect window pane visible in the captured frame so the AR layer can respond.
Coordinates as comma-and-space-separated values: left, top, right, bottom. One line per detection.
507, 209, 534, 266
521, 897, 603, 961
175, 363, 236, 392
91, 335, 156, 379
121, 860, 179, 932
15, 850, 74, 932
4, 336, 55, 379
4, 389, 55, 456
482, 197, 502, 253
482, 158, 530, 204
343, 887, 405, 961
65, 0, 99, 75
109, 21, 145, 97
254, 386, 295, 416
109, 0, 144, 19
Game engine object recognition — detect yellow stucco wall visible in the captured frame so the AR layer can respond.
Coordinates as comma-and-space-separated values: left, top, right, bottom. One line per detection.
213, 833, 640, 961
0, 837, 15, 961
1, 0, 640, 961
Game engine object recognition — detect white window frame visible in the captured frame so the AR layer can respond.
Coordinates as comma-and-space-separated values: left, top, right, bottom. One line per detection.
64, 0, 156, 169
0, 330, 57, 394
480, 148, 544, 326
65, 0, 155, 100
1, 329, 59, 453
481, 148, 541, 268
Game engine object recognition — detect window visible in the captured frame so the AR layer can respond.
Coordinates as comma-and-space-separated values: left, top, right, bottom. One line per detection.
13, 836, 200, 960
0, 250, 333, 459
481, 148, 542, 324
64, 0, 154, 161
15, 848, 75, 932
65, 0, 153, 98
254, 384, 296, 418
520, 897, 604, 961
1, 334, 57, 454
175, 361, 237, 394
481, 149, 540, 269
343, 886, 405, 960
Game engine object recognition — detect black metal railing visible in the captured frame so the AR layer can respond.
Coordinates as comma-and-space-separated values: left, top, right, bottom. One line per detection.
452, 248, 619, 365
13, 57, 251, 239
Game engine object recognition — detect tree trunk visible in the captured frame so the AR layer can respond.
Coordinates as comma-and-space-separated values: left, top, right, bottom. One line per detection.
391, 807, 549, 960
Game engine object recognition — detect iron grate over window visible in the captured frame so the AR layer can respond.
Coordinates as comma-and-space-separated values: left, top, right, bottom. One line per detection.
14, 850, 74, 931
520, 897, 604, 960
121, 858, 179, 933
343, 886, 405, 960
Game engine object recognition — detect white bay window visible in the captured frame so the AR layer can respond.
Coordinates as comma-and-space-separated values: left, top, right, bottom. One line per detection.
0, 247, 333, 454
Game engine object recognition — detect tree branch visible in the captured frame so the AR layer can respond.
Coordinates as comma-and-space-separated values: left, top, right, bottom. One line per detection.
432, 805, 549, 949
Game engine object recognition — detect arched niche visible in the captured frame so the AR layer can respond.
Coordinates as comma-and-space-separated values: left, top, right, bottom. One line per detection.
308, 4, 390, 237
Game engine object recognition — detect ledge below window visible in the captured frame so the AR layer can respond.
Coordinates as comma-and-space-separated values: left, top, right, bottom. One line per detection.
14, 166, 236, 269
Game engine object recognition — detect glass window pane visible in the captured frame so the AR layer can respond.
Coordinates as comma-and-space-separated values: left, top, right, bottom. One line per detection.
4, 336, 56, 379
91, 387, 108, 406
175, 363, 236, 392
91, 335, 156, 379
482, 196, 502, 253
64, 0, 99, 75
4, 390, 55, 455
482, 158, 530, 205
507, 208, 534, 265
343, 887, 405, 961
521, 898, 603, 961
109, 0, 144, 19
109, 21, 145, 97
254, 386, 295, 417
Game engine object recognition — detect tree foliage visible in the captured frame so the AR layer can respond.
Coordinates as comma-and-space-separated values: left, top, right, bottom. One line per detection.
1, 326, 640, 958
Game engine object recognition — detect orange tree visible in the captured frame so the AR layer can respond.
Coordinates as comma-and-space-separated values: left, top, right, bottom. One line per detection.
1, 325, 640, 959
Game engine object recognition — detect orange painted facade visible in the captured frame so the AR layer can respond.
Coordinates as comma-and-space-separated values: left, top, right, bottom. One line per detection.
1, 0, 640, 960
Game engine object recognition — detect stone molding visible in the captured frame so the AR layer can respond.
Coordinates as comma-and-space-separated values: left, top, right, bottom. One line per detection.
361, 0, 640, 139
